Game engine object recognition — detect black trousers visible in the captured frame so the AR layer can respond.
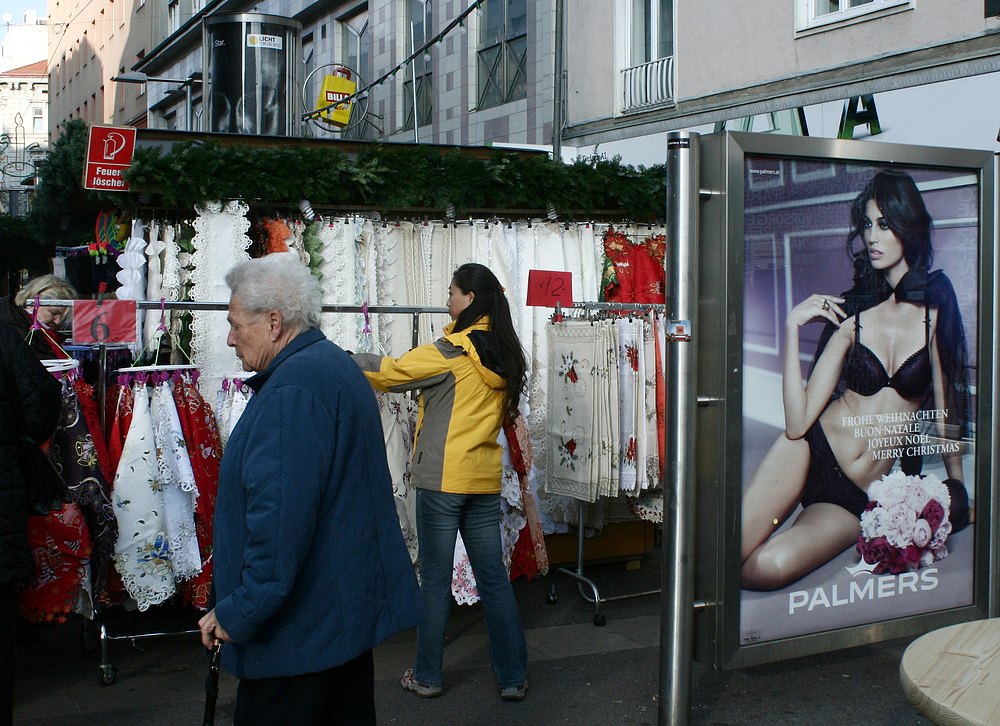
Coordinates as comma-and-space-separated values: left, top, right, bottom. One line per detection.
233, 648, 375, 726
0, 583, 14, 726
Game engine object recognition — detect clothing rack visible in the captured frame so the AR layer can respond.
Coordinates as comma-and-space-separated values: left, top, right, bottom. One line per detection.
546, 301, 666, 626
41, 299, 447, 685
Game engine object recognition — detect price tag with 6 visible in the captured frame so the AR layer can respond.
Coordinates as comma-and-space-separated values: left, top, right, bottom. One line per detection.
72, 300, 138, 344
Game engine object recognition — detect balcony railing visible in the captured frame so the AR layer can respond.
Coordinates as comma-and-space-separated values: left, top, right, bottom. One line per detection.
621, 56, 675, 113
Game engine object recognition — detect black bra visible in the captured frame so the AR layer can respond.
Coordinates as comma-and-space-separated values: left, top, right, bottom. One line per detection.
842, 309, 931, 400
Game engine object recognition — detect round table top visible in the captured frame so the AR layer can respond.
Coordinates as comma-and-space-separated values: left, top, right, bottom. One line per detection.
900, 618, 1000, 726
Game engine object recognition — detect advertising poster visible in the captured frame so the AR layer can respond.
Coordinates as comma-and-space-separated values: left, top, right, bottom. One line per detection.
739, 156, 979, 644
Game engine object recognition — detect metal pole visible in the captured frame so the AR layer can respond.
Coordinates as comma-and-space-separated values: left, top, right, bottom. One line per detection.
98, 342, 108, 439
410, 21, 419, 144
658, 131, 700, 726
552, 0, 565, 161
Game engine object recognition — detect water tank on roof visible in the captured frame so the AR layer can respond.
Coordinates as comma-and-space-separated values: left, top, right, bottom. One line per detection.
203, 14, 301, 136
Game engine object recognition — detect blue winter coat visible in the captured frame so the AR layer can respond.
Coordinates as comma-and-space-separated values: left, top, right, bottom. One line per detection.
213, 328, 423, 679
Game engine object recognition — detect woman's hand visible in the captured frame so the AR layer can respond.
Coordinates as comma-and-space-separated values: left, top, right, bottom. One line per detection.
198, 609, 232, 649
786, 294, 846, 330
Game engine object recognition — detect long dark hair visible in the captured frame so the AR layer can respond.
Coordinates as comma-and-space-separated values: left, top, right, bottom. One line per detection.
846, 169, 933, 299
451, 263, 527, 421
815, 169, 971, 448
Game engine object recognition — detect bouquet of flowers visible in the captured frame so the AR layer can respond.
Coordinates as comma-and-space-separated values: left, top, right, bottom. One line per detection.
856, 471, 952, 575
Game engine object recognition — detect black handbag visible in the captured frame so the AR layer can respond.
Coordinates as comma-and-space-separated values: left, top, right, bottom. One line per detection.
18, 433, 72, 515
5, 362, 71, 515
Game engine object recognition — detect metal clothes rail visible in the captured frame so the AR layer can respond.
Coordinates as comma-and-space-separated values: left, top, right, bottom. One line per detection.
41, 299, 446, 685
545, 301, 666, 626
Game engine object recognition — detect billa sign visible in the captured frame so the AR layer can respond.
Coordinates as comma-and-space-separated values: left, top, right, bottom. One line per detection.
83, 125, 137, 192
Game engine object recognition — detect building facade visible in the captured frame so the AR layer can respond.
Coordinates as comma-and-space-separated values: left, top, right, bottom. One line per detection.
48, 0, 160, 133
46, 1, 1000, 156
0, 60, 47, 215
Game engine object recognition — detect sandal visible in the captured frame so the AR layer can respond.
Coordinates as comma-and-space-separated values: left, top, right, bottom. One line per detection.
400, 668, 442, 698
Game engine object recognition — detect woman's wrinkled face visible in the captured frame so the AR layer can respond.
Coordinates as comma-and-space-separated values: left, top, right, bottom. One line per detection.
226, 296, 273, 372
863, 199, 907, 276
446, 280, 473, 321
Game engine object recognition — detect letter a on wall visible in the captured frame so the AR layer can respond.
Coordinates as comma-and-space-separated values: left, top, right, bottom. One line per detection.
838, 95, 882, 140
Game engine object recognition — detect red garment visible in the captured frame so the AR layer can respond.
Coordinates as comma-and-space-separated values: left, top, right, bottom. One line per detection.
653, 317, 666, 478
171, 373, 221, 610
105, 382, 135, 482
16, 503, 93, 624
503, 416, 548, 580
602, 227, 666, 304
75, 379, 114, 485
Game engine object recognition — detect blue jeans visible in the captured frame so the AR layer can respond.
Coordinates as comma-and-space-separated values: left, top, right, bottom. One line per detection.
413, 489, 527, 689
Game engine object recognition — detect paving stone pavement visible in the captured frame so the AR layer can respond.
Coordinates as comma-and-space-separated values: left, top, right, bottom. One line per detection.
12, 548, 933, 725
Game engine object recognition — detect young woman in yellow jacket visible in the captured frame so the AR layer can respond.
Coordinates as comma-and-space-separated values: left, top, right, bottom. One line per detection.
353, 263, 529, 701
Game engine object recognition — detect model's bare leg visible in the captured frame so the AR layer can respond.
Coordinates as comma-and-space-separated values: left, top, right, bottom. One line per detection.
742, 503, 861, 590
741, 433, 811, 562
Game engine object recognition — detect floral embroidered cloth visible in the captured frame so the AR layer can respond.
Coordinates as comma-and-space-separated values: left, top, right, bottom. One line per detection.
112, 381, 176, 610
376, 391, 419, 565
172, 373, 221, 610
17, 375, 101, 623
149, 377, 201, 582
546, 320, 620, 502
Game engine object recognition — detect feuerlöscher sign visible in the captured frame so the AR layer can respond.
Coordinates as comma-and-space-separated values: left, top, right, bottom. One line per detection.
83, 125, 137, 192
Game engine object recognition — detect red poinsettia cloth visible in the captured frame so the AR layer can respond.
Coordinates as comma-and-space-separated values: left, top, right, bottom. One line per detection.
601, 226, 666, 304
171, 373, 221, 610
17, 504, 93, 623
504, 416, 549, 580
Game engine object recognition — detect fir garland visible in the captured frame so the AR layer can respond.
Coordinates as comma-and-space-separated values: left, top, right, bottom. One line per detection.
30, 120, 668, 242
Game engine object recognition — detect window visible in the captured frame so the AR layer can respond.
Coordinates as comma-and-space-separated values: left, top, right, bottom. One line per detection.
403, 0, 432, 130
167, 0, 180, 35
629, 0, 672, 67
340, 10, 369, 79
32, 107, 44, 133
621, 0, 674, 112
797, 0, 910, 31
477, 0, 527, 110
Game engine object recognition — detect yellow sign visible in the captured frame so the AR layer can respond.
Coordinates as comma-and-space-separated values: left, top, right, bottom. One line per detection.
315, 69, 357, 128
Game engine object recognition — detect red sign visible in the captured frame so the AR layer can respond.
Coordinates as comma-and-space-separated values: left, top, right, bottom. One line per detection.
526, 269, 573, 307
83, 125, 137, 192
72, 300, 138, 343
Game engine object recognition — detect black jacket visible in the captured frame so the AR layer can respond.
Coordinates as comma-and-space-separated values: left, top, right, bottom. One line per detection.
0, 320, 61, 584
0, 295, 65, 361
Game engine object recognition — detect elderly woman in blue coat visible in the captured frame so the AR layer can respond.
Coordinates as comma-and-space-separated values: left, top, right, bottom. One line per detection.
198, 252, 422, 726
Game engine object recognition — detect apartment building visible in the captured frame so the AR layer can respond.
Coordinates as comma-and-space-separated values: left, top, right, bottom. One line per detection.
48, 0, 160, 133
0, 59, 47, 214
46, 1, 1000, 155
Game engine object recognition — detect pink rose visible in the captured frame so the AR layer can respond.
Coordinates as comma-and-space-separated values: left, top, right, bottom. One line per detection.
911, 519, 932, 548
920, 499, 945, 533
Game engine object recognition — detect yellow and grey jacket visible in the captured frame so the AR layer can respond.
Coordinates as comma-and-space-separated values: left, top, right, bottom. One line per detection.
353, 317, 506, 495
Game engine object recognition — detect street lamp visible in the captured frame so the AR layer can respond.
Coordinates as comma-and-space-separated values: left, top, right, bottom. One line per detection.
111, 71, 203, 131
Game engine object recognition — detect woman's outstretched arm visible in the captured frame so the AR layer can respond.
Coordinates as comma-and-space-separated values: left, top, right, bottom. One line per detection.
781, 294, 849, 439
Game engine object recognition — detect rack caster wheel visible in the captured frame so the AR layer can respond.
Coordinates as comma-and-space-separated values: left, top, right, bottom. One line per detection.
593, 613, 606, 627
100, 665, 117, 686
546, 592, 558, 605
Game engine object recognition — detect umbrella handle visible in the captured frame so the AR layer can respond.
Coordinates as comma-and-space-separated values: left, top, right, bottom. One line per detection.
203, 641, 223, 726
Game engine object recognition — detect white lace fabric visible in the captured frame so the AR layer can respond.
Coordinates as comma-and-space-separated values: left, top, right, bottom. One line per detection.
190, 201, 252, 396
112, 383, 176, 610
149, 380, 201, 581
